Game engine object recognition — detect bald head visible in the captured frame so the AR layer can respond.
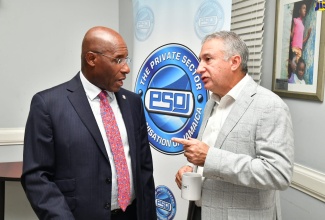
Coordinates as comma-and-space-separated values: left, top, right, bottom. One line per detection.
81, 26, 125, 60
80, 26, 130, 92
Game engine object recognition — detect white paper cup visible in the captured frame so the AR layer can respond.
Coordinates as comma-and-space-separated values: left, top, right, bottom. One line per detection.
181, 172, 202, 201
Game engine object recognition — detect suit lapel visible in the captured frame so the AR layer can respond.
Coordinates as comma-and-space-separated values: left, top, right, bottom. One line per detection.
66, 73, 109, 162
115, 90, 136, 170
215, 77, 258, 148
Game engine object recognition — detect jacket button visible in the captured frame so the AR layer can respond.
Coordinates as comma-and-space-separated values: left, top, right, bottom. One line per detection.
104, 202, 110, 209
106, 178, 111, 184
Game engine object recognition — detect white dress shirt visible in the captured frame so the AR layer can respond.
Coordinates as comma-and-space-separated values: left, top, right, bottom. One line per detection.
80, 72, 135, 210
195, 74, 250, 206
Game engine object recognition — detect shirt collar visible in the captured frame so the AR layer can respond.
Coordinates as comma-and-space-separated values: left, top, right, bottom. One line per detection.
79, 71, 115, 101
210, 74, 250, 103
228, 74, 250, 100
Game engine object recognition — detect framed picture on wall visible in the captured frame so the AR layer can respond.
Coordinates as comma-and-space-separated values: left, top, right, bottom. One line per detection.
272, 0, 325, 101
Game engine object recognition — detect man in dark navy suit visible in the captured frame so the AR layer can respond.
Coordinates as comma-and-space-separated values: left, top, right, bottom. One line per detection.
21, 26, 156, 220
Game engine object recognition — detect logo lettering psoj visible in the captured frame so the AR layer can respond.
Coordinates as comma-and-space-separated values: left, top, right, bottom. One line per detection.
134, 43, 208, 154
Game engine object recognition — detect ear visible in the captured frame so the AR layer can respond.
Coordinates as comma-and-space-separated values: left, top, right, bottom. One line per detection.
85, 52, 97, 67
230, 55, 242, 71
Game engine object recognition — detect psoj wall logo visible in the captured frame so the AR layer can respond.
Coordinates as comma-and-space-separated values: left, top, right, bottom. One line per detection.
194, 0, 225, 39
134, 43, 208, 155
315, 1, 325, 11
134, 6, 154, 41
155, 185, 176, 220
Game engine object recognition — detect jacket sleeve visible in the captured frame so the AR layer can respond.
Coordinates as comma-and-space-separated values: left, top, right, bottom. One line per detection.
21, 93, 75, 220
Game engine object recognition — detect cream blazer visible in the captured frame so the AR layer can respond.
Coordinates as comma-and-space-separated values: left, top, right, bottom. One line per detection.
193, 76, 294, 220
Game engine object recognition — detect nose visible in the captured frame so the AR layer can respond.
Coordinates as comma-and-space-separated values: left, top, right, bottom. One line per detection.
196, 62, 205, 75
121, 63, 131, 74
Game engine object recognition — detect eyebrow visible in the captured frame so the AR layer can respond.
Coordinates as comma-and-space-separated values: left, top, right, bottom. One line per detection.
200, 52, 212, 58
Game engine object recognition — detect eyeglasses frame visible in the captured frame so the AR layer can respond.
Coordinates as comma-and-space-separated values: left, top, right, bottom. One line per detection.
89, 51, 131, 65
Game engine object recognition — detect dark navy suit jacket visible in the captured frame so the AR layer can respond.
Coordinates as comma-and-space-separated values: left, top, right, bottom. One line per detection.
21, 73, 156, 220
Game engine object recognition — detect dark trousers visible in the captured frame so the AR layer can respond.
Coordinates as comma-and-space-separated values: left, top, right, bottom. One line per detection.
187, 201, 201, 220
111, 199, 137, 220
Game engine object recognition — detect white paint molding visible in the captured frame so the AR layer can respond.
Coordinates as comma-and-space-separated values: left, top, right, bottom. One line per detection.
291, 163, 325, 202
0, 128, 24, 145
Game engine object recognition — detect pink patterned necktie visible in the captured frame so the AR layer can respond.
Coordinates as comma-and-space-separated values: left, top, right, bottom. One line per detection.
98, 91, 130, 211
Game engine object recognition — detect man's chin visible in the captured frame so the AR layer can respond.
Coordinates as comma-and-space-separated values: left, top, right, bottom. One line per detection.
113, 85, 123, 92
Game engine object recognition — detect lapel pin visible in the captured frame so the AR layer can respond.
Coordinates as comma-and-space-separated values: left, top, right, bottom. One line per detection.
122, 95, 126, 99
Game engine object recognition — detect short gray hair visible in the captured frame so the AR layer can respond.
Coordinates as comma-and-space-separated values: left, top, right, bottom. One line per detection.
202, 31, 249, 73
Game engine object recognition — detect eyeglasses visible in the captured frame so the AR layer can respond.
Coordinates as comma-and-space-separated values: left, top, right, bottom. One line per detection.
90, 51, 131, 65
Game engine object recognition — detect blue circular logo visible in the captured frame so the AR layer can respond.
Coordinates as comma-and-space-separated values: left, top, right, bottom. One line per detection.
134, 43, 208, 154
194, 0, 225, 39
155, 185, 176, 220
134, 6, 154, 41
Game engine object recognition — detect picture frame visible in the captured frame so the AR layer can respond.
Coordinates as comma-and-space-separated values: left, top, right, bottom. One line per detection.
272, 0, 325, 101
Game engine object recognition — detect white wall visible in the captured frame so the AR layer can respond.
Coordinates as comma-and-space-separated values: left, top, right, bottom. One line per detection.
0, 0, 118, 128
262, 1, 325, 220
119, 0, 134, 90
0, 0, 119, 219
